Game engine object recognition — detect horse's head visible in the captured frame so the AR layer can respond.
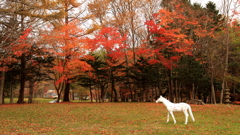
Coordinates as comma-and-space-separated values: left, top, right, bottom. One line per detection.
156, 95, 164, 103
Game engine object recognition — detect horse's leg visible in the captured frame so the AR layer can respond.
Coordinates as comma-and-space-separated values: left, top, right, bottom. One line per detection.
188, 106, 195, 122
169, 111, 176, 124
166, 112, 170, 123
183, 110, 189, 124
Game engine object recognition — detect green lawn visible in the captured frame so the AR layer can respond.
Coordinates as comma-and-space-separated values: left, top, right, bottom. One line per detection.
3, 98, 87, 104
4, 98, 54, 104
0, 102, 239, 134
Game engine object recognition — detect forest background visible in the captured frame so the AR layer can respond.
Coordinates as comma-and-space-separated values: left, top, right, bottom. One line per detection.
0, 0, 240, 104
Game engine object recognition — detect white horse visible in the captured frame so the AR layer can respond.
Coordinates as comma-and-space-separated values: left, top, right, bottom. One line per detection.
156, 95, 195, 124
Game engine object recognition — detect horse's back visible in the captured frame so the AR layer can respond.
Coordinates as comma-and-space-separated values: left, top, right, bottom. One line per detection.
180, 102, 190, 106
178, 103, 190, 110
165, 102, 189, 112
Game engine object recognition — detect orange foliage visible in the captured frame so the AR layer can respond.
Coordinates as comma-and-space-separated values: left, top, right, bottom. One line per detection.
93, 27, 127, 52
91, 27, 128, 77
93, 27, 127, 67
144, 4, 194, 68
11, 28, 32, 56
0, 28, 32, 72
41, 21, 94, 84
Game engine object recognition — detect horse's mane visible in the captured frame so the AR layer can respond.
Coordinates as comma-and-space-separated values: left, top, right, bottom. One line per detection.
162, 96, 173, 104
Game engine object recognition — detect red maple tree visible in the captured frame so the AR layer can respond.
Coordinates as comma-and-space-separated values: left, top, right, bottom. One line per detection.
144, 4, 194, 68
91, 27, 128, 102
7, 28, 33, 103
41, 21, 94, 102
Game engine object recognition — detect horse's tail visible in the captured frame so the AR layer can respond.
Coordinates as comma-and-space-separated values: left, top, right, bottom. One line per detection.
188, 105, 195, 122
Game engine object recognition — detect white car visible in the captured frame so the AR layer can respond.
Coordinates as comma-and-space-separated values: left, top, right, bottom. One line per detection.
51, 93, 58, 99
49, 100, 61, 103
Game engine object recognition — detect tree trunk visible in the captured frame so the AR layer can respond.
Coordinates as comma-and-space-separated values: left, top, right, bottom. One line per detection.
146, 86, 150, 102
178, 83, 182, 102
54, 79, 65, 103
112, 78, 118, 102
90, 85, 93, 102
28, 78, 34, 103
132, 89, 138, 102
10, 78, 13, 104
96, 85, 101, 103
101, 84, 106, 102
158, 81, 162, 96
0, 71, 5, 105
175, 80, 180, 102
210, 73, 217, 104
57, 90, 62, 103
63, 80, 70, 102
190, 83, 195, 100
220, 81, 225, 104
168, 67, 174, 102
17, 54, 26, 104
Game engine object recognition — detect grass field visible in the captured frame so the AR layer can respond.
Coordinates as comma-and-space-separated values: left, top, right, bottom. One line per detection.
0, 102, 240, 135
3, 98, 87, 104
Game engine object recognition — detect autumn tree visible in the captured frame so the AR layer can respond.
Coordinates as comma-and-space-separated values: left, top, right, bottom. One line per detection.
189, 2, 225, 104
49, 0, 89, 102
79, 52, 107, 102
152, 0, 229, 104
227, 20, 240, 100
130, 56, 162, 102
41, 20, 93, 102
174, 55, 208, 101
9, 28, 32, 104
90, 27, 127, 102
0, 0, 66, 104
144, 3, 194, 101
7, 28, 53, 104
217, 0, 240, 103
